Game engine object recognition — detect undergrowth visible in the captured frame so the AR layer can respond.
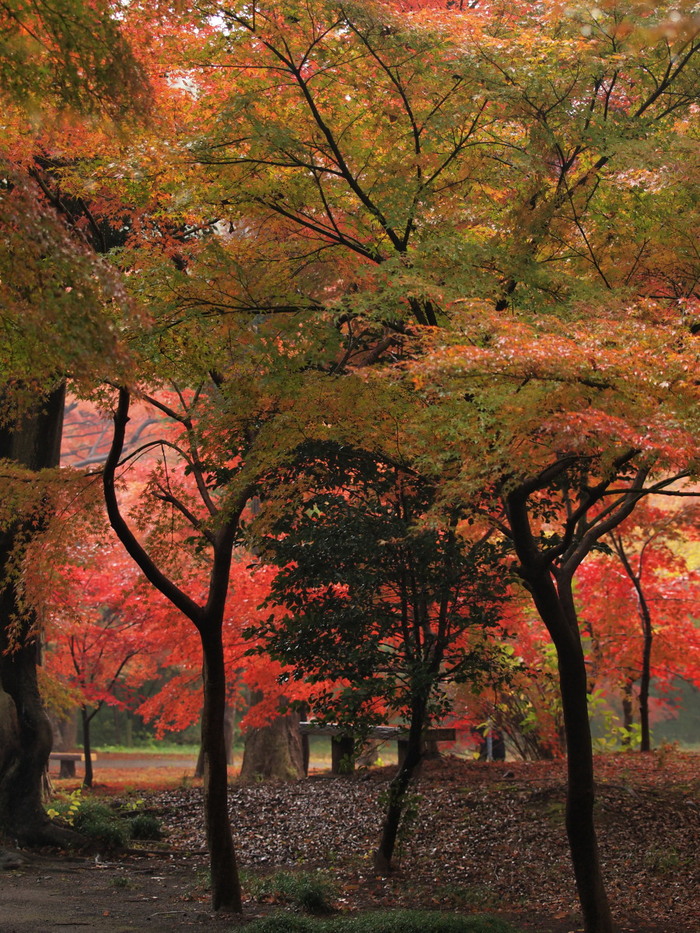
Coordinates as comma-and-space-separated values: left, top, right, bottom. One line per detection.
46, 793, 162, 848
246, 869, 337, 914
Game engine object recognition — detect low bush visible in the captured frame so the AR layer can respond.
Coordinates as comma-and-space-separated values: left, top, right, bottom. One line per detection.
73, 800, 129, 849
251, 870, 337, 914
128, 812, 163, 840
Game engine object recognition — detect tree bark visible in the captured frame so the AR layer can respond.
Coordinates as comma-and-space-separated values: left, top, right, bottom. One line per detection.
373, 695, 427, 873
239, 709, 305, 782
81, 708, 94, 789
200, 628, 241, 912
528, 574, 616, 933
195, 704, 235, 778
0, 385, 71, 846
637, 600, 653, 753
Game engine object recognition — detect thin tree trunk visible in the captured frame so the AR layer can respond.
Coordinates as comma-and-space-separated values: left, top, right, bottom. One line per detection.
200, 627, 241, 912
373, 696, 427, 873
621, 681, 634, 735
638, 603, 653, 753
81, 709, 94, 789
102, 386, 245, 913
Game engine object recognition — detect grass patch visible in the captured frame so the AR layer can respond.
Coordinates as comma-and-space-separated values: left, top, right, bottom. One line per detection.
642, 846, 683, 874
248, 870, 337, 914
241, 910, 521, 933
98, 743, 202, 755
439, 884, 498, 910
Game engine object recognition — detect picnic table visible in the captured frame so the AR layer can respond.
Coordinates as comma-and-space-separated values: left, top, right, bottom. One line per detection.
298, 722, 456, 774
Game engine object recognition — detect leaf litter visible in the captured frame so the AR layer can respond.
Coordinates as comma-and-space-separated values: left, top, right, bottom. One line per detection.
149, 751, 698, 932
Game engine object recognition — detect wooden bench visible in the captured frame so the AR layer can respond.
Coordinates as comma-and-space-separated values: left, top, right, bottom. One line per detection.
298, 723, 456, 775
49, 752, 97, 778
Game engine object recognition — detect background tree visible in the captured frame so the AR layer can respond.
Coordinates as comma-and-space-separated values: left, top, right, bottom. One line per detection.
43, 541, 160, 787
250, 438, 508, 871
577, 500, 700, 751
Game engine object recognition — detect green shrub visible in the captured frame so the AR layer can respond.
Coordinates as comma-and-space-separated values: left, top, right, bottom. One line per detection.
128, 813, 163, 840
241, 909, 521, 933
253, 870, 337, 915
73, 801, 129, 849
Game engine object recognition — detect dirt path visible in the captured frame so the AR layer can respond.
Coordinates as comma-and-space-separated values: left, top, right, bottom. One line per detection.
0, 852, 222, 933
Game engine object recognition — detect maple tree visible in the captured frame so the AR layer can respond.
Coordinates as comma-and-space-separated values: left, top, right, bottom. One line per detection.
101, 379, 278, 910
80, 3, 696, 928
131, 551, 313, 780
42, 538, 160, 787
577, 500, 700, 752
402, 301, 699, 933
2, 3, 697, 931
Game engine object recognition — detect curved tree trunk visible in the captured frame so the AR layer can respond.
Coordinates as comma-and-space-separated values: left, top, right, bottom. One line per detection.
200, 627, 241, 912
102, 387, 248, 912
239, 708, 304, 782
373, 695, 428, 873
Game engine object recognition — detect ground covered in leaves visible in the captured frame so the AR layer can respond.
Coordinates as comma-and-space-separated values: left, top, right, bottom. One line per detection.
2, 751, 697, 932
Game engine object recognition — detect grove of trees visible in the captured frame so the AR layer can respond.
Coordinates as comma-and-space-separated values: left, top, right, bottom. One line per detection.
1, 1, 698, 932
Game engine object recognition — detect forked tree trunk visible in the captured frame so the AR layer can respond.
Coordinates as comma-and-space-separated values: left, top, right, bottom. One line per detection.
103, 387, 246, 912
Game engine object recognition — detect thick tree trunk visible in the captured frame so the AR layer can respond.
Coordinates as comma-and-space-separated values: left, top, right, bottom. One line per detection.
195, 704, 236, 778
50, 709, 79, 751
0, 385, 70, 846
200, 627, 241, 912
557, 641, 615, 933
239, 709, 305, 782
373, 697, 427, 873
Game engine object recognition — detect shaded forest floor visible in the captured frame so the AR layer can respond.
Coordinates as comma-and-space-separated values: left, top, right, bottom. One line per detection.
2, 751, 698, 932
